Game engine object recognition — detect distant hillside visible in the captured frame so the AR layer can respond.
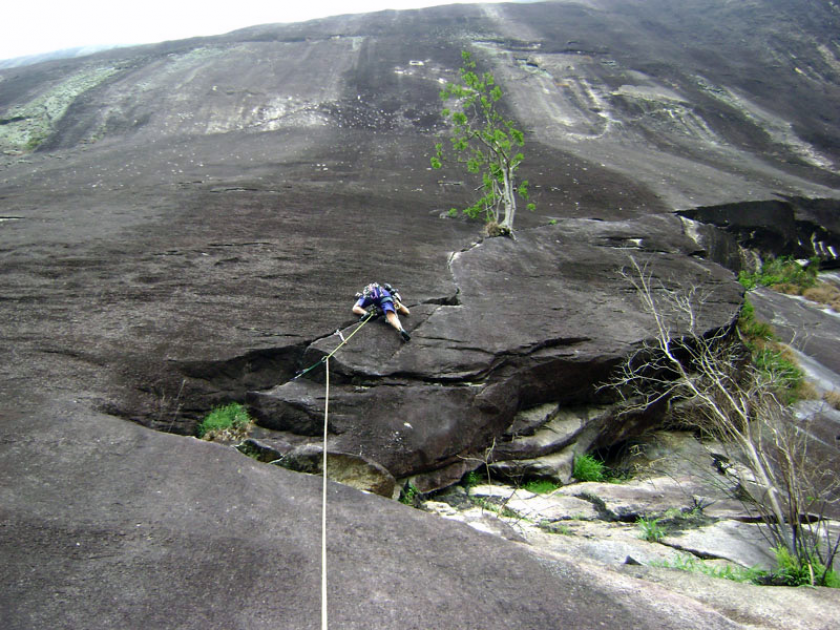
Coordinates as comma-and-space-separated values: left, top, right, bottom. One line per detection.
0, 44, 126, 69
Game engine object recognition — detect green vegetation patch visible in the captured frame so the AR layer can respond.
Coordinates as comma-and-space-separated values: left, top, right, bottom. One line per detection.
738, 256, 818, 293
196, 402, 252, 440
738, 299, 810, 405
399, 482, 420, 506
740, 255, 840, 313
0, 64, 120, 153
771, 545, 840, 588
737, 298, 775, 344
572, 454, 606, 482
651, 547, 839, 588
652, 554, 766, 584
461, 470, 484, 489
523, 479, 561, 494
637, 516, 665, 542
752, 347, 806, 404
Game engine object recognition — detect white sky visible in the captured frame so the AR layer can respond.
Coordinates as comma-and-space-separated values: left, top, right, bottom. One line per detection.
0, 1, 514, 61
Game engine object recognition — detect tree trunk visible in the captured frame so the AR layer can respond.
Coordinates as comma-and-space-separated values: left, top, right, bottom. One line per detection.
500, 167, 516, 229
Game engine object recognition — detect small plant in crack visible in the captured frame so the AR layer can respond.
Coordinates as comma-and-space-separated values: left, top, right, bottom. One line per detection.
399, 482, 420, 506
539, 520, 574, 536
652, 554, 766, 584
637, 516, 666, 542
523, 478, 561, 494
196, 402, 252, 441
461, 470, 484, 489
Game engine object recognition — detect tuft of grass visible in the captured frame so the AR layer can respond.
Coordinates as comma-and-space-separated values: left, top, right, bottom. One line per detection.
399, 482, 419, 506
739, 256, 819, 293
637, 516, 666, 542
462, 470, 483, 489
473, 497, 518, 518
802, 284, 840, 312
524, 479, 561, 494
573, 453, 605, 482
196, 402, 252, 440
660, 506, 710, 530
753, 347, 806, 405
483, 221, 512, 238
540, 520, 574, 535
737, 299, 776, 345
738, 299, 811, 405
652, 554, 766, 584
771, 545, 840, 588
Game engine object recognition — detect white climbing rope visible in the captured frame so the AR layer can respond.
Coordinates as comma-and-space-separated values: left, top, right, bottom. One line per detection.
316, 317, 378, 628
322, 356, 330, 630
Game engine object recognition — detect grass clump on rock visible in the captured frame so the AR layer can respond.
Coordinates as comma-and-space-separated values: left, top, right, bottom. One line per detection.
739, 255, 840, 312
637, 516, 665, 542
738, 256, 819, 293
652, 554, 766, 584
737, 299, 811, 405
573, 453, 606, 482
523, 479, 561, 494
771, 546, 840, 588
196, 402, 252, 441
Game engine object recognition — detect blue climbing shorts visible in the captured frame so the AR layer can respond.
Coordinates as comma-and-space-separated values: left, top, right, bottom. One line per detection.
356, 296, 396, 314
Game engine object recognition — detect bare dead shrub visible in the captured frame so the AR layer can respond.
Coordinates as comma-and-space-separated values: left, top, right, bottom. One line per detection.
608, 257, 840, 586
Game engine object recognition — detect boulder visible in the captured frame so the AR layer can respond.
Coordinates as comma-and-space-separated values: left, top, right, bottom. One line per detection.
554, 477, 736, 522
504, 403, 560, 437
271, 443, 397, 498
491, 405, 599, 461
489, 443, 578, 484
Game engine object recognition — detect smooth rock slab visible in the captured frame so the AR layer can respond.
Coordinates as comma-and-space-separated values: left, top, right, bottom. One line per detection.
527, 520, 686, 567
492, 405, 596, 460
422, 502, 529, 543
620, 564, 840, 630
469, 484, 601, 522
555, 476, 739, 521
489, 444, 578, 483
270, 443, 397, 498
662, 521, 784, 570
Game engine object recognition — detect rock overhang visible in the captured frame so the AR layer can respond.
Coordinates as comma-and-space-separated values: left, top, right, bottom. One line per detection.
248, 214, 745, 483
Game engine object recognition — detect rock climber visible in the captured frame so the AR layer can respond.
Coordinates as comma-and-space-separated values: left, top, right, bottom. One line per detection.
352, 282, 411, 341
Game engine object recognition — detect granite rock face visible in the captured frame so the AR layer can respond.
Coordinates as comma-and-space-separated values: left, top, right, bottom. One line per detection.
248, 215, 743, 485
2, 2, 840, 629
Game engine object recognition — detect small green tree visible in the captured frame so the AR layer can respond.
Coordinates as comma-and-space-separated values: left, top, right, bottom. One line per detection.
431, 50, 535, 233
